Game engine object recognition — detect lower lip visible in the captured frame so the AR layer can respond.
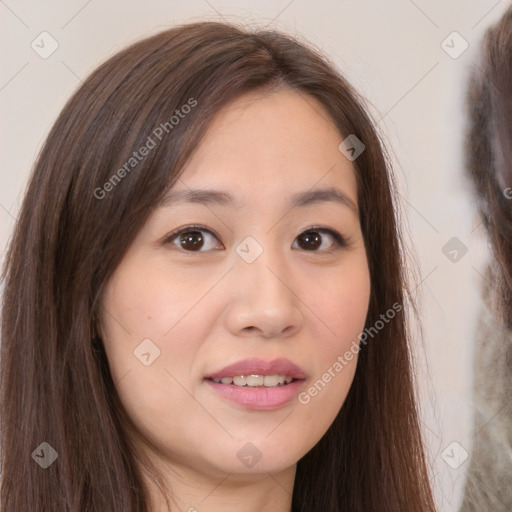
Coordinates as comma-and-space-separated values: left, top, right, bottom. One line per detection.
204, 379, 306, 410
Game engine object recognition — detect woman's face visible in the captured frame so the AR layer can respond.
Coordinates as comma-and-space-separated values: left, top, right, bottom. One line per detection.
99, 88, 371, 481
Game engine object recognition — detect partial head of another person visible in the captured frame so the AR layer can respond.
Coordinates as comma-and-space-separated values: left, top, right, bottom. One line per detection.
465, 6, 512, 326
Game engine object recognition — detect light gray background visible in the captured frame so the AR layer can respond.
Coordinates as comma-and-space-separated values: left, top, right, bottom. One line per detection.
1, 1, 510, 510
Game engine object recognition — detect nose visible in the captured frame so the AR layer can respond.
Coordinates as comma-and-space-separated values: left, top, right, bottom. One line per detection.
223, 247, 304, 339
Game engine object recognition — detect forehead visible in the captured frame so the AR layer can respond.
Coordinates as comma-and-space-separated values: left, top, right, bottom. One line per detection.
173, 88, 358, 203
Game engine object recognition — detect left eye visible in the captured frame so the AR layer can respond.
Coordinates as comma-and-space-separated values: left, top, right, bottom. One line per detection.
292, 229, 343, 251
164, 225, 346, 252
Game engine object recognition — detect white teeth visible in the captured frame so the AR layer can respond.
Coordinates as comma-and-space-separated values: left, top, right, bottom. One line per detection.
211, 374, 295, 387
263, 375, 279, 387
232, 376, 246, 386
246, 375, 264, 386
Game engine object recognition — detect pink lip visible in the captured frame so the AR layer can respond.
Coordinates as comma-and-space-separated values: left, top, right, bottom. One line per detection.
204, 358, 307, 411
205, 379, 306, 410
204, 357, 307, 380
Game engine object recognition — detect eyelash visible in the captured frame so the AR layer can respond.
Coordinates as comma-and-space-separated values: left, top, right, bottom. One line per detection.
162, 224, 348, 253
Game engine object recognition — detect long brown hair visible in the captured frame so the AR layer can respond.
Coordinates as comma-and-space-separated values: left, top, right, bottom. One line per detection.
1, 21, 437, 511
464, 5, 512, 327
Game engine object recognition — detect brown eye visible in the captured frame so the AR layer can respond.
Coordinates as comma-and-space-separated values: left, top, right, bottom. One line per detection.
179, 230, 204, 251
165, 226, 222, 252
293, 228, 346, 252
296, 231, 322, 250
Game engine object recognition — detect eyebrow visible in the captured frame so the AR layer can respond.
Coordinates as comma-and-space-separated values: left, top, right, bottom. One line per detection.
160, 186, 357, 213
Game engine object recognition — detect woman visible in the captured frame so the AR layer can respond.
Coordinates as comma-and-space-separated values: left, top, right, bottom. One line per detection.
0, 21, 438, 511
459, 6, 512, 512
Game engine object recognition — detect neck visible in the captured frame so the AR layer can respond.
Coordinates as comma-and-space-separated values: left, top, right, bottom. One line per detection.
141, 457, 296, 512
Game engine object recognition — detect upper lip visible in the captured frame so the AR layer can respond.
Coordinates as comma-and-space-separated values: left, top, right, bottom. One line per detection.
204, 357, 307, 380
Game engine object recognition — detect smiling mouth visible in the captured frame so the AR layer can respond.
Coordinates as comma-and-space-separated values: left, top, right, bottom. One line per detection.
204, 372, 306, 410
206, 374, 298, 387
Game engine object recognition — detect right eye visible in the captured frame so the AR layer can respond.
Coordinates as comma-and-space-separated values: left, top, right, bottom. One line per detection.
163, 225, 224, 252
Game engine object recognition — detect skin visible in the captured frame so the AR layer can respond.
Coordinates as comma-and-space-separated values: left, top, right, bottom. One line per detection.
99, 88, 371, 512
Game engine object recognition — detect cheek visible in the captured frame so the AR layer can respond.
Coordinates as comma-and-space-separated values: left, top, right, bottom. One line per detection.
99, 264, 219, 452
306, 256, 371, 351
97, 266, 178, 417
99, 255, 223, 412
102, 261, 194, 337
298, 258, 370, 410
100, 254, 223, 357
